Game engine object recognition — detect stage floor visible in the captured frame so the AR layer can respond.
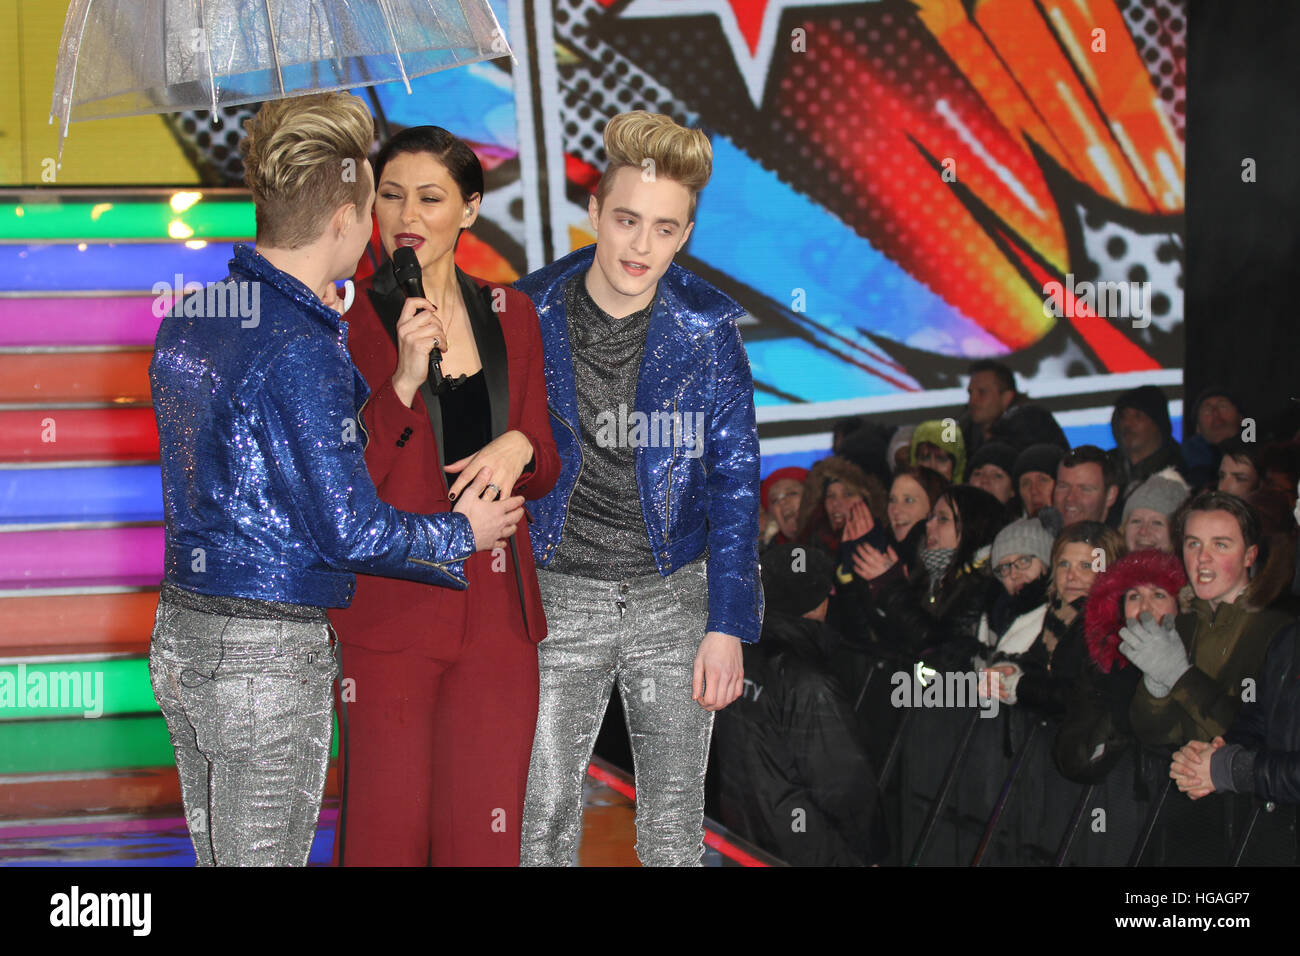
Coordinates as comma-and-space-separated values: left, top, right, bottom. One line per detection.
0, 757, 777, 867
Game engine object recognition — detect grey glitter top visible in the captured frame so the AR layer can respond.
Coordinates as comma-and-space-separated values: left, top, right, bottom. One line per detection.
550, 276, 660, 579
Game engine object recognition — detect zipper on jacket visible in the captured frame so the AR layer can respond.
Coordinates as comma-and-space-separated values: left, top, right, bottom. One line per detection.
408, 557, 460, 571
355, 392, 372, 452
663, 395, 678, 544
549, 404, 583, 546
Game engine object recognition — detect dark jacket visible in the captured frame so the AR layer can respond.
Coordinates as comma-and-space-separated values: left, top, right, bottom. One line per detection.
713, 613, 890, 865
1130, 598, 1290, 746
872, 556, 1000, 672
996, 596, 1089, 718
1055, 659, 1144, 783
1222, 622, 1300, 803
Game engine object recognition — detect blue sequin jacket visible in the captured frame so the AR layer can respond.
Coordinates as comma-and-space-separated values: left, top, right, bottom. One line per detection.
149, 244, 475, 608
515, 245, 763, 643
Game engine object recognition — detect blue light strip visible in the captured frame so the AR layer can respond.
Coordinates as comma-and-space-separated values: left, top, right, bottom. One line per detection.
0, 465, 161, 524
0, 243, 238, 293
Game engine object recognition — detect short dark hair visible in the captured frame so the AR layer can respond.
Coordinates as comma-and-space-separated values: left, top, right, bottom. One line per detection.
373, 125, 485, 204
968, 360, 1016, 395
1174, 490, 1261, 552
1058, 445, 1120, 491
1217, 436, 1261, 470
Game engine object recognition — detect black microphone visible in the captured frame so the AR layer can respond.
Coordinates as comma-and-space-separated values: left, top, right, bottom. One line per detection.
391, 246, 444, 392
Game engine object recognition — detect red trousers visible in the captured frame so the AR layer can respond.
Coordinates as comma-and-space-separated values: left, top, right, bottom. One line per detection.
332, 561, 539, 867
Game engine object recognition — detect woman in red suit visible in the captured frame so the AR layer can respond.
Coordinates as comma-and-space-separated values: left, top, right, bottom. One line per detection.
328, 126, 559, 866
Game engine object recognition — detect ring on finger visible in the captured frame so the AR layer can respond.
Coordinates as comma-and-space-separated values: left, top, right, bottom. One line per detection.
485, 482, 502, 499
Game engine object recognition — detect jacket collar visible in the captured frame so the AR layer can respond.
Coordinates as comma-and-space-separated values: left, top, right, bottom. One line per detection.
230, 243, 344, 336
366, 258, 509, 470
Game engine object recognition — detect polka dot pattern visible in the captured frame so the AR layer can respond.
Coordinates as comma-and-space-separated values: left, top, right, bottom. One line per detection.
557, 0, 696, 172
1117, 0, 1186, 141
164, 105, 258, 185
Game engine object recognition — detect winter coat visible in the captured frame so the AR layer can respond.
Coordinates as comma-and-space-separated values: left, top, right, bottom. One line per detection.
1222, 622, 1300, 803
871, 555, 1000, 672
993, 596, 1090, 718
713, 612, 890, 865
976, 575, 1050, 659
1130, 598, 1290, 746
1056, 549, 1186, 782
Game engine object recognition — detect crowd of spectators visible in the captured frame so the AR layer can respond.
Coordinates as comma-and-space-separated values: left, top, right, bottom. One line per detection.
714, 364, 1300, 866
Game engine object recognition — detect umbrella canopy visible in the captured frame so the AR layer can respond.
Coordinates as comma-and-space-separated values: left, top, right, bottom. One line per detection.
50, 0, 511, 154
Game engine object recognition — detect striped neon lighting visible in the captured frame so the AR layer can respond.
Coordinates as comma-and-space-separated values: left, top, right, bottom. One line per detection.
0, 659, 156, 720
0, 465, 162, 525
0, 297, 162, 347
0, 526, 163, 590
0, 243, 237, 292
0, 198, 254, 242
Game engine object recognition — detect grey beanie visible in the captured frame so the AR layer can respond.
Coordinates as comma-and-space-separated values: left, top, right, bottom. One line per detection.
992, 515, 1056, 568
1122, 471, 1189, 521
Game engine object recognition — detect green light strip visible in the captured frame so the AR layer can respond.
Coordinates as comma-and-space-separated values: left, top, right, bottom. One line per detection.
0, 713, 173, 773
0, 199, 255, 241
0, 659, 155, 720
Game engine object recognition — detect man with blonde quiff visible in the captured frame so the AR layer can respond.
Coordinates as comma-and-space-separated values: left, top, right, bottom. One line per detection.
516, 111, 762, 865
149, 93, 520, 866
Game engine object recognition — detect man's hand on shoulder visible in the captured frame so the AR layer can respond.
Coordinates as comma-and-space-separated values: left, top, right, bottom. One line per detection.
693, 631, 743, 711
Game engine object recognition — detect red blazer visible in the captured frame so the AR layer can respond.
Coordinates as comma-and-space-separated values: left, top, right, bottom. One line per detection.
329, 264, 560, 654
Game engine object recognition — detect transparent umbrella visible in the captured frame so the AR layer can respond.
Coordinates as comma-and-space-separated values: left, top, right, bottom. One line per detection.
50, 0, 511, 155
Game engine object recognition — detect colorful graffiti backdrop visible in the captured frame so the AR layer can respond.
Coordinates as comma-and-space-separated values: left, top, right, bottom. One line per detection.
146, 0, 1187, 418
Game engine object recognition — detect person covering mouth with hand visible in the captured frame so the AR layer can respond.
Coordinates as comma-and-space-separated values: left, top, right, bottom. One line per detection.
1128, 491, 1290, 747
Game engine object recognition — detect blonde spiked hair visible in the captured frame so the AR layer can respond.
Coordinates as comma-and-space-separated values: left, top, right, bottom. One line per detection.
595, 111, 712, 220
241, 92, 375, 249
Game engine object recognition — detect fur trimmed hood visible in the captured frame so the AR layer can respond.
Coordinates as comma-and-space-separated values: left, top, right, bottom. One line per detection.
1084, 549, 1188, 673
795, 455, 887, 535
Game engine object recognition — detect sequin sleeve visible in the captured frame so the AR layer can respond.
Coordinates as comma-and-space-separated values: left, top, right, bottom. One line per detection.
253, 333, 474, 588
703, 312, 763, 644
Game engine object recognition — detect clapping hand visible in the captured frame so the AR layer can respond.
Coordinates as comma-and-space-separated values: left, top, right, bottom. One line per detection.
842, 500, 874, 542
852, 541, 899, 582
1170, 737, 1224, 799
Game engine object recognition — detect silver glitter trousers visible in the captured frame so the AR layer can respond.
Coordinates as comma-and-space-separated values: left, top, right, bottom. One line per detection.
521, 559, 712, 866
148, 597, 340, 866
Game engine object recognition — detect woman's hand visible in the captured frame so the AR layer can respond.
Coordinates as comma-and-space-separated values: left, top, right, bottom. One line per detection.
1170, 737, 1222, 799
852, 541, 898, 582
982, 664, 1019, 701
842, 500, 874, 542
391, 296, 446, 407
446, 430, 535, 502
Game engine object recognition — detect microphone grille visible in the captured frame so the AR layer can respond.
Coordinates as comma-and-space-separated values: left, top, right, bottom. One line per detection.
392, 246, 421, 284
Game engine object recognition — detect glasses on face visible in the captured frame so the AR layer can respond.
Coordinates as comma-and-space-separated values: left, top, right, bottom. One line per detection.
994, 555, 1036, 578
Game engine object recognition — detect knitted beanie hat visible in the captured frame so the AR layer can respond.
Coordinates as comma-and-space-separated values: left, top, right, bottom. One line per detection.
991, 513, 1057, 568
1122, 469, 1190, 521
1013, 443, 1065, 483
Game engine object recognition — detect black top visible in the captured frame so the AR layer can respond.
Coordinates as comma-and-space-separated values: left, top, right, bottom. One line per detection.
550, 276, 659, 578
439, 369, 491, 487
